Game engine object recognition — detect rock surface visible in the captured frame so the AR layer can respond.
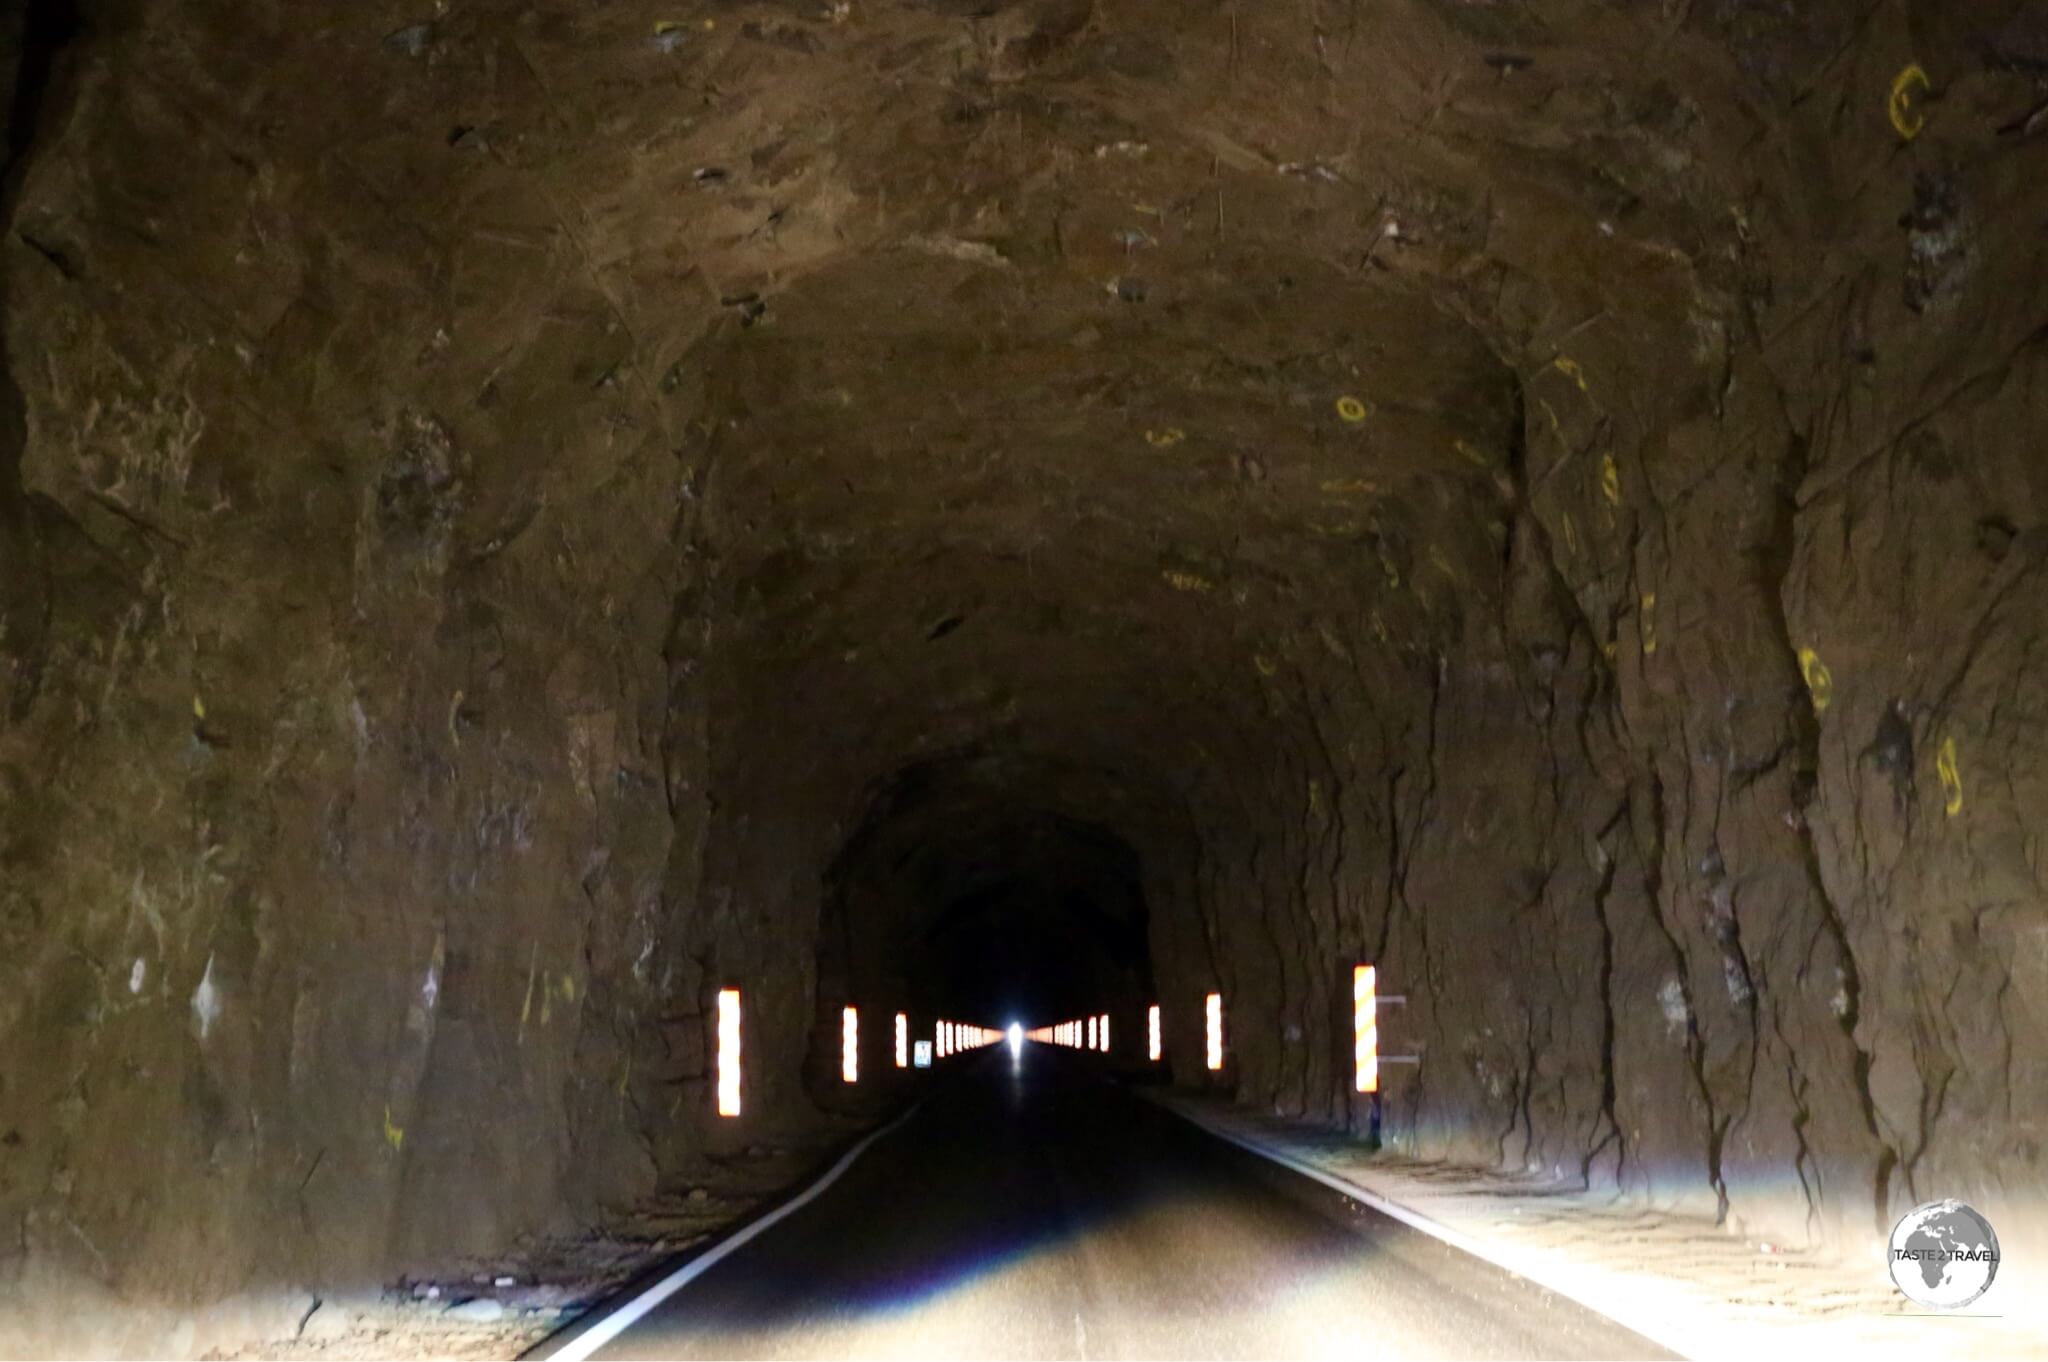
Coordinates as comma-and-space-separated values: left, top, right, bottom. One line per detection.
2, 0, 2044, 1350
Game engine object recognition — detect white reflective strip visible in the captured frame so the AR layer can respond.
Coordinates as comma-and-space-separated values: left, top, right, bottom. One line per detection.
716, 989, 742, 1116
1205, 992, 1223, 1071
1354, 964, 1378, 1094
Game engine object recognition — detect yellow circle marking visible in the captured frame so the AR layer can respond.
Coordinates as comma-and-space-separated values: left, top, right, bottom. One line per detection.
1797, 648, 1833, 714
1145, 427, 1186, 448
1936, 736, 1963, 816
1335, 396, 1370, 423
1890, 64, 1929, 140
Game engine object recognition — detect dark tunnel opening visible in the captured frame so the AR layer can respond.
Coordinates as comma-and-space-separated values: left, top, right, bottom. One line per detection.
2, 0, 2044, 1352
808, 756, 1157, 1103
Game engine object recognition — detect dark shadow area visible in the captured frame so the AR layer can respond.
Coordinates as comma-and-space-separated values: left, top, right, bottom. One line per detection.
805, 752, 1157, 1103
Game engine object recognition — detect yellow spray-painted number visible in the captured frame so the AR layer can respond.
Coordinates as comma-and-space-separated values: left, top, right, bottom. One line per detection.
1639, 592, 1658, 655
1335, 396, 1371, 423
1936, 736, 1963, 816
1890, 64, 1930, 140
383, 1106, 405, 1152
1145, 427, 1185, 447
1797, 648, 1833, 714
1553, 356, 1588, 392
1162, 569, 1214, 593
1600, 454, 1621, 506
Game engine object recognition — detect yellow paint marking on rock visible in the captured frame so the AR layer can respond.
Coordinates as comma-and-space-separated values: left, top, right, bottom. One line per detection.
1253, 653, 1277, 677
1162, 569, 1214, 593
1553, 356, 1588, 392
1453, 439, 1488, 468
383, 1106, 405, 1153
1602, 639, 1618, 661
1889, 64, 1930, 140
1320, 478, 1377, 494
654, 19, 686, 34
1797, 648, 1833, 714
1540, 399, 1561, 435
1370, 611, 1389, 644
1308, 780, 1324, 818
1560, 510, 1579, 555
192, 695, 206, 720
1145, 427, 1185, 447
1600, 454, 1621, 506
1937, 736, 1963, 816
1335, 396, 1371, 423
560, 974, 577, 1003
1640, 592, 1658, 655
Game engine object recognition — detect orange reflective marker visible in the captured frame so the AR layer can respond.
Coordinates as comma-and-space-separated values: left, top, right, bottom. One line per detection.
717, 989, 742, 1116
1354, 965, 1378, 1094
1205, 992, 1223, 1071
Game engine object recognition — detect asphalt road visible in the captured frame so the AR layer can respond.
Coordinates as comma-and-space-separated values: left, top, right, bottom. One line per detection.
579, 1046, 1674, 1360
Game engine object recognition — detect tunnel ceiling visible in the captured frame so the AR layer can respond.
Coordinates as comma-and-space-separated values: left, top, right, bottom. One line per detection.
6, 0, 2047, 1341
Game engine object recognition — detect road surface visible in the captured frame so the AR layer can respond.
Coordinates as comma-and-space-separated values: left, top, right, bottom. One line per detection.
571, 1045, 1673, 1360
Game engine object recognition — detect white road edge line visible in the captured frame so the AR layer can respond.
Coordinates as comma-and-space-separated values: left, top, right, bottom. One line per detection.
1156, 1099, 1698, 1361
542, 1103, 922, 1362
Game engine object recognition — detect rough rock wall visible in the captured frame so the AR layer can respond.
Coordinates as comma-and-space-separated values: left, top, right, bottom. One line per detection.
1, 0, 2044, 1350
1145, 0, 2048, 1276
0, 2, 704, 1349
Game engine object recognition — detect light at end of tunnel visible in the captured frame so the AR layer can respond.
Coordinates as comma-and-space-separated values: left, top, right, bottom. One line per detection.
1205, 991, 1223, 1071
1007, 1022, 1022, 1058
1354, 964, 1378, 1094
716, 988, 742, 1117
895, 1011, 908, 1068
1148, 1004, 1161, 1062
842, 1005, 859, 1083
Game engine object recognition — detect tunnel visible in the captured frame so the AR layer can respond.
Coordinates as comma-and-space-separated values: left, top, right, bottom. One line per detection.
0, 0, 2043, 1355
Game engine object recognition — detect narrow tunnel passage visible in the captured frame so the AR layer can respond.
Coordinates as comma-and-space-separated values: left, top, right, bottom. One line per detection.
1, 0, 2042, 1356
